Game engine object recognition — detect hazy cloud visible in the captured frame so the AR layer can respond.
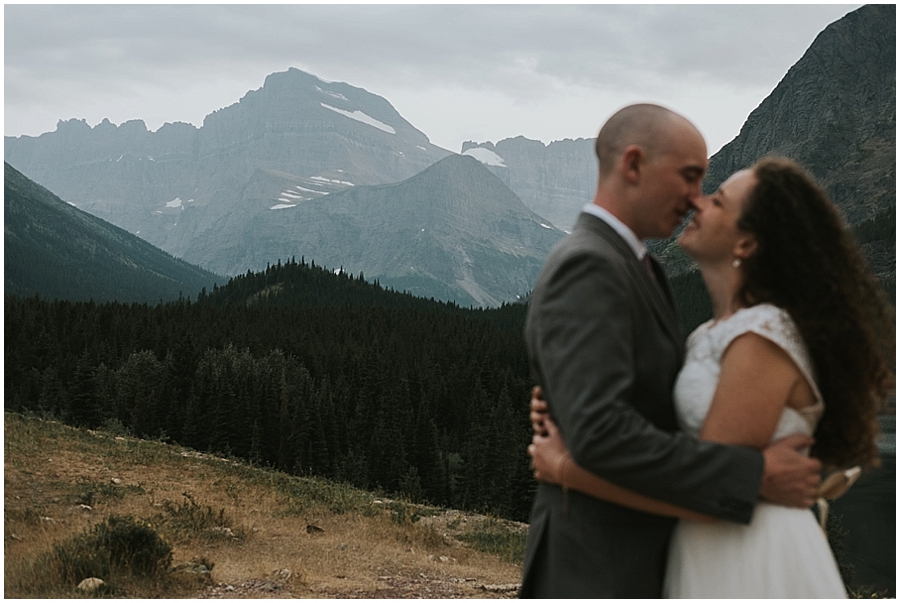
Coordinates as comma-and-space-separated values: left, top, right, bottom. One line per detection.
5, 4, 860, 153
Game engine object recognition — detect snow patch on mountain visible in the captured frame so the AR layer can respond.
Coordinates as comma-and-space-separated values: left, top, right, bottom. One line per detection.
320, 103, 396, 135
280, 190, 306, 200
310, 176, 354, 186
315, 86, 349, 102
295, 185, 327, 195
462, 147, 507, 168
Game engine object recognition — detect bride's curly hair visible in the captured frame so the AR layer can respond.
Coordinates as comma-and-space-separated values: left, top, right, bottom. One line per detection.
736, 157, 894, 469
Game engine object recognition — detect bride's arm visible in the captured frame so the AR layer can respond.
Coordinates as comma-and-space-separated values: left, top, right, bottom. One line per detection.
530, 418, 713, 521
699, 333, 824, 505
698, 333, 804, 447
529, 334, 809, 519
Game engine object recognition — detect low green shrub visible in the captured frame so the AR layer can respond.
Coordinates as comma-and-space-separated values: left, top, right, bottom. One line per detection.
155, 492, 240, 543
45, 515, 172, 586
457, 518, 527, 565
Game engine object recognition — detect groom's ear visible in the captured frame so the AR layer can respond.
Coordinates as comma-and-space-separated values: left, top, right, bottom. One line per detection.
621, 145, 643, 184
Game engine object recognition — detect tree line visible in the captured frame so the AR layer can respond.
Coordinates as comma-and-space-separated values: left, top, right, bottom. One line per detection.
8, 247, 887, 522
5, 258, 538, 520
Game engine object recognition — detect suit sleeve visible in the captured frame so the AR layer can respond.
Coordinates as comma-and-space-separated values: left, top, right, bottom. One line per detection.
534, 250, 764, 524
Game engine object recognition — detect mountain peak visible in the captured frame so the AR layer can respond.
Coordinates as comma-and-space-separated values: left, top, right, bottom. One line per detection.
704, 3, 894, 224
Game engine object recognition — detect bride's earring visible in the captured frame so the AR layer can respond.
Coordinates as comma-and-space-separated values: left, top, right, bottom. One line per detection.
732, 258, 741, 268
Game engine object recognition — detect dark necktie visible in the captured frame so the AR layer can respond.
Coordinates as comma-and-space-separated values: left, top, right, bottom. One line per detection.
641, 254, 658, 285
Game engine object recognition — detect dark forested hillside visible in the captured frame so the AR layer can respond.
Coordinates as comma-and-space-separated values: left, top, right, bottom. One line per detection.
4, 163, 221, 303
5, 234, 891, 522
5, 259, 536, 520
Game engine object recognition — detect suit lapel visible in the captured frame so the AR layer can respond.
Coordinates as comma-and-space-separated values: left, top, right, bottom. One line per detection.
642, 254, 683, 346
577, 214, 684, 351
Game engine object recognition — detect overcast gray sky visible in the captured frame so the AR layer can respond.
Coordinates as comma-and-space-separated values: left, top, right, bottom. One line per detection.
5, 4, 860, 155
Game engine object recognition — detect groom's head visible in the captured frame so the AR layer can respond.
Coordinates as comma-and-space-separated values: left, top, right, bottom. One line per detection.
593, 104, 708, 240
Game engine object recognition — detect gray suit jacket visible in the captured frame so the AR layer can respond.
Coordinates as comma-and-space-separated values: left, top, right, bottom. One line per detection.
519, 212, 764, 598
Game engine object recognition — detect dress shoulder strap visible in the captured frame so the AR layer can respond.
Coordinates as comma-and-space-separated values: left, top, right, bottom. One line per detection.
719, 304, 823, 405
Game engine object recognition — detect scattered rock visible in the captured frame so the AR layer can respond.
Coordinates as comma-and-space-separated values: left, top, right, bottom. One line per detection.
77, 577, 105, 592
111, 478, 122, 484
306, 524, 323, 534
76, 504, 92, 511
271, 568, 292, 582
173, 562, 211, 575
479, 583, 520, 593
207, 526, 236, 538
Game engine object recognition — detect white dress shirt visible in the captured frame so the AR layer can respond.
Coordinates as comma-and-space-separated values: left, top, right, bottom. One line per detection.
580, 202, 648, 261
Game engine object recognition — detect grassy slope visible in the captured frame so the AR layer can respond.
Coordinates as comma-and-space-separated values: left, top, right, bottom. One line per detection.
4, 413, 524, 598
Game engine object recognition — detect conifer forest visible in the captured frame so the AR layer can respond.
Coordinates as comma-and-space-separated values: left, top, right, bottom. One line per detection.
5, 232, 892, 524
6, 259, 543, 520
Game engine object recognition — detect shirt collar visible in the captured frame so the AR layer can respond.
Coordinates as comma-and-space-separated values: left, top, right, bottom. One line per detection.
581, 202, 647, 260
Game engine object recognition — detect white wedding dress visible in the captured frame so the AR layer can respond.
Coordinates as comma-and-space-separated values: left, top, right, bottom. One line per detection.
663, 304, 847, 598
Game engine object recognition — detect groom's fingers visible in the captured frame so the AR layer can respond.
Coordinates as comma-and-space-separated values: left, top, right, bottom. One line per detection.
760, 434, 824, 507
777, 433, 816, 451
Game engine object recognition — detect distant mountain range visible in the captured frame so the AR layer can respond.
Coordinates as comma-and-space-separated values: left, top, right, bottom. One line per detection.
4, 4, 894, 306
186, 153, 563, 307
4, 68, 451, 264
461, 137, 596, 232
5, 67, 565, 306
4, 162, 221, 303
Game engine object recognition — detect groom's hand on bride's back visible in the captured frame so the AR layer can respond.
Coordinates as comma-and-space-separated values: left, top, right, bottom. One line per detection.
759, 434, 822, 508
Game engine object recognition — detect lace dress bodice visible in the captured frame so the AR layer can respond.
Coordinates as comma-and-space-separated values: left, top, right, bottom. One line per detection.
665, 304, 847, 598
673, 303, 823, 443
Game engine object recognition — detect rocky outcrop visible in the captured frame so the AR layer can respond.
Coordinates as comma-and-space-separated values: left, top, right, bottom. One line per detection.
4, 68, 452, 259
4, 163, 220, 303
703, 4, 895, 223
186, 154, 563, 306
462, 136, 596, 231
652, 4, 895, 277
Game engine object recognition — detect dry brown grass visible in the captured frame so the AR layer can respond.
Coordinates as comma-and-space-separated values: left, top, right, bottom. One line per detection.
4, 412, 525, 598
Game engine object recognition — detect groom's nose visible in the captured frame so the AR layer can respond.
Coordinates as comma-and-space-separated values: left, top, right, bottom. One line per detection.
694, 195, 714, 211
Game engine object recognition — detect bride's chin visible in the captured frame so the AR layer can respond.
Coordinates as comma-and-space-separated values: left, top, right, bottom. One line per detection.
677, 238, 699, 260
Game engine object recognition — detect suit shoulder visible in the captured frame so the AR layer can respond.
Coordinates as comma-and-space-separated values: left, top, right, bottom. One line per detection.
546, 226, 627, 270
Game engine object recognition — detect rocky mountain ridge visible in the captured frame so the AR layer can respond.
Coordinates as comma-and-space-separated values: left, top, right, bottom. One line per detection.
5, 67, 452, 269
650, 3, 895, 276
462, 137, 596, 232
7, 68, 572, 306
4, 163, 220, 303
461, 4, 895, 284
5, 6, 894, 305
188, 153, 563, 307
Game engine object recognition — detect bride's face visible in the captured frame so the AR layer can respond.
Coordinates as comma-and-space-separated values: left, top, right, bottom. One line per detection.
678, 169, 757, 264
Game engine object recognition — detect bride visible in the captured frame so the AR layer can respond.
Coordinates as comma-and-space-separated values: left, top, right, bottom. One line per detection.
528, 157, 893, 597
